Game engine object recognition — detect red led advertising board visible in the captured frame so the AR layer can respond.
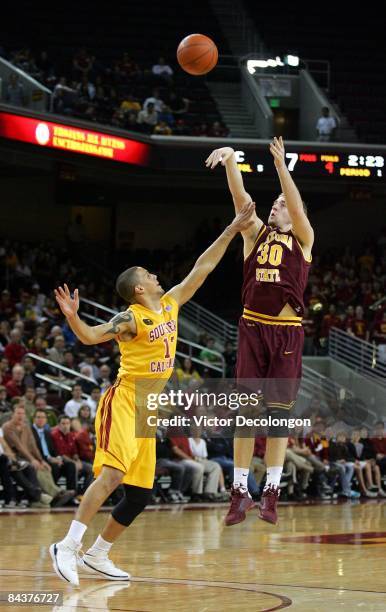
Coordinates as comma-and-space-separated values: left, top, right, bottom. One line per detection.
0, 111, 150, 166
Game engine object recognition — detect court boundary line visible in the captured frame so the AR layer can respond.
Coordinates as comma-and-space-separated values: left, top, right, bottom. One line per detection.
2, 567, 386, 596
0, 569, 292, 610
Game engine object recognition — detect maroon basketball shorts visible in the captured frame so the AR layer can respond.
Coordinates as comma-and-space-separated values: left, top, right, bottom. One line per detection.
236, 310, 304, 411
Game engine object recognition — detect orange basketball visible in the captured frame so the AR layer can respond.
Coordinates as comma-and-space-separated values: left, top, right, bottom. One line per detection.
177, 34, 218, 75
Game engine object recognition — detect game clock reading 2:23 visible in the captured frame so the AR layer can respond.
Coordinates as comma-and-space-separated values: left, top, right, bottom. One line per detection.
235, 150, 385, 179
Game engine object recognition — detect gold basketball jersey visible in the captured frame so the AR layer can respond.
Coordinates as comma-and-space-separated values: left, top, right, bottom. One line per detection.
117, 293, 178, 384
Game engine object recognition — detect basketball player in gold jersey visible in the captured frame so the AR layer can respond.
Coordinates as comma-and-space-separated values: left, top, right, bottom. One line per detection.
49, 202, 255, 585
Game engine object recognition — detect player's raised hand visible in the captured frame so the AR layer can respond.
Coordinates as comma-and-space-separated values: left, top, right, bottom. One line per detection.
54, 284, 79, 319
205, 146, 234, 169
270, 136, 286, 169
230, 201, 256, 233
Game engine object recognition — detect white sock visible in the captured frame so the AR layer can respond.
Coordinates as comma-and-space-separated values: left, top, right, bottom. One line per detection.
63, 520, 87, 545
233, 467, 249, 490
87, 534, 113, 555
264, 466, 283, 489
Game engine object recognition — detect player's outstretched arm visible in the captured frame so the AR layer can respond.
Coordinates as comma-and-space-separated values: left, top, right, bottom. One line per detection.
167, 202, 256, 307
270, 137, 314, 253
205, 147, 263, 256
54, 284, 137, 345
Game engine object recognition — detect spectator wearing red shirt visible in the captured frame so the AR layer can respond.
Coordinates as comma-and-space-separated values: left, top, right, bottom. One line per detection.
372, 312, 386, 345
346, 305, 369, 341
51, 415, 93, 492
71, 417, 95, 463
370, 421, 386, 475
359, 282, 374, 309
5, 364, 25, 398
4, 329, 27, 367
304, 421, 330, 462
320, 304, 341, 340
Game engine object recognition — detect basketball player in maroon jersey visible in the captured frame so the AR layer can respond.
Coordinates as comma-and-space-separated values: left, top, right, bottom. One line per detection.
206, 137, 314, 525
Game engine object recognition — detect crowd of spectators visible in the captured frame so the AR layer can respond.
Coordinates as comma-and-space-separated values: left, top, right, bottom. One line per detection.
302, 230, 386, 356
3, 47, 229, 138
0, 231, 385, 508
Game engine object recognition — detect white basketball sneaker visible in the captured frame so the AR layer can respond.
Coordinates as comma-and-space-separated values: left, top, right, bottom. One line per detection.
78, 550, 131, 580
49, 538, 81, 586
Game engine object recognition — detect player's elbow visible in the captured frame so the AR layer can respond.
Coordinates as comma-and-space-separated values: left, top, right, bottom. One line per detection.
81, 335, 95, 346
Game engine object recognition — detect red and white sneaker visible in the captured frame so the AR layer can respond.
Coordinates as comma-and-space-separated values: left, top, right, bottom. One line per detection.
258, 485, 280, 525
224, 486, 256, 526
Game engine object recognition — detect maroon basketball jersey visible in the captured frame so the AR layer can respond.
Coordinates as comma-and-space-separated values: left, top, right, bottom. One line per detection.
242, 224, 311, 317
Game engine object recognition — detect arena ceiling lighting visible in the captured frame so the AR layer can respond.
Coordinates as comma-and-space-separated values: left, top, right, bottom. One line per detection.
247, 55, 299, 73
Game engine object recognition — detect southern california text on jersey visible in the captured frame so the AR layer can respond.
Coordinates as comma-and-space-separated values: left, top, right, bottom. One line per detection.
117, 293, 178, 381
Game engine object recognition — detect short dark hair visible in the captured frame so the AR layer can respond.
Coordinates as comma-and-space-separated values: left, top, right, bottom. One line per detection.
58, 414, 70, 423
34, 409, 47, 418
116, 266, 140, 304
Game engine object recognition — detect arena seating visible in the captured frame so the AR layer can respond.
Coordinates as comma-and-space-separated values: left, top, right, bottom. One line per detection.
1, 1, 231, 135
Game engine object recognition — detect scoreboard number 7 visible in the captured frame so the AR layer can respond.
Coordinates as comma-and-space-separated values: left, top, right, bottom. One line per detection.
285, 152, 299, 172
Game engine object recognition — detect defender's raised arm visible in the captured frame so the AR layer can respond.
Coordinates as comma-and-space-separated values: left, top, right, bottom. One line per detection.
167, 202, 256, 306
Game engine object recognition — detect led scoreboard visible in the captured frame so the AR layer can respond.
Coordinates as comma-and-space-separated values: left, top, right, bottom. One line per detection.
234, 150, 384, 179
0, 108, 385, 183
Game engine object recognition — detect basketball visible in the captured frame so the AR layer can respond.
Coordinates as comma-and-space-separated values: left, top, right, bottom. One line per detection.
177, 33, 218, 75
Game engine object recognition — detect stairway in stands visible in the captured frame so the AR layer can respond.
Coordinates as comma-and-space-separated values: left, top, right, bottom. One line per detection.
207, 82, 258, 138
243, 2, 385, 144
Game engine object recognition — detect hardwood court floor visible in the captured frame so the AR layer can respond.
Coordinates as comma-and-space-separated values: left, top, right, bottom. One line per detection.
0, 500, 386, 611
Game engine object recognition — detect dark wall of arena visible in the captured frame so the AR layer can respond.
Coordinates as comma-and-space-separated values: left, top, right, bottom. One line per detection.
0, 174, 383, 251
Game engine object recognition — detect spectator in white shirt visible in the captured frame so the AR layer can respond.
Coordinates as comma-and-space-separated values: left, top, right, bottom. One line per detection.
86, 387, 101, 418
137, 102, 158, 133
316, 107, 337, 142
152, 57, 173, 84
143, 88, 164, 112
64, 384, 84, 418
187, 434, 222, 496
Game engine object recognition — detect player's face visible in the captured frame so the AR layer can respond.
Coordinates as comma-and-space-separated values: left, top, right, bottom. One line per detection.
140, 268, 164, 297
268, 194, 292, 228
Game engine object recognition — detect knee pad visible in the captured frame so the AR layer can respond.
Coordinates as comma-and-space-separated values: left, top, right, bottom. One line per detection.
267, 407, 290, 437
112, 484, 152, 527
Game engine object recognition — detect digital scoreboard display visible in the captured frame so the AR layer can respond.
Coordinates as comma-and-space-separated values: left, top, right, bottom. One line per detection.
234, 149, 384, 180
0, 109, 384, 183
